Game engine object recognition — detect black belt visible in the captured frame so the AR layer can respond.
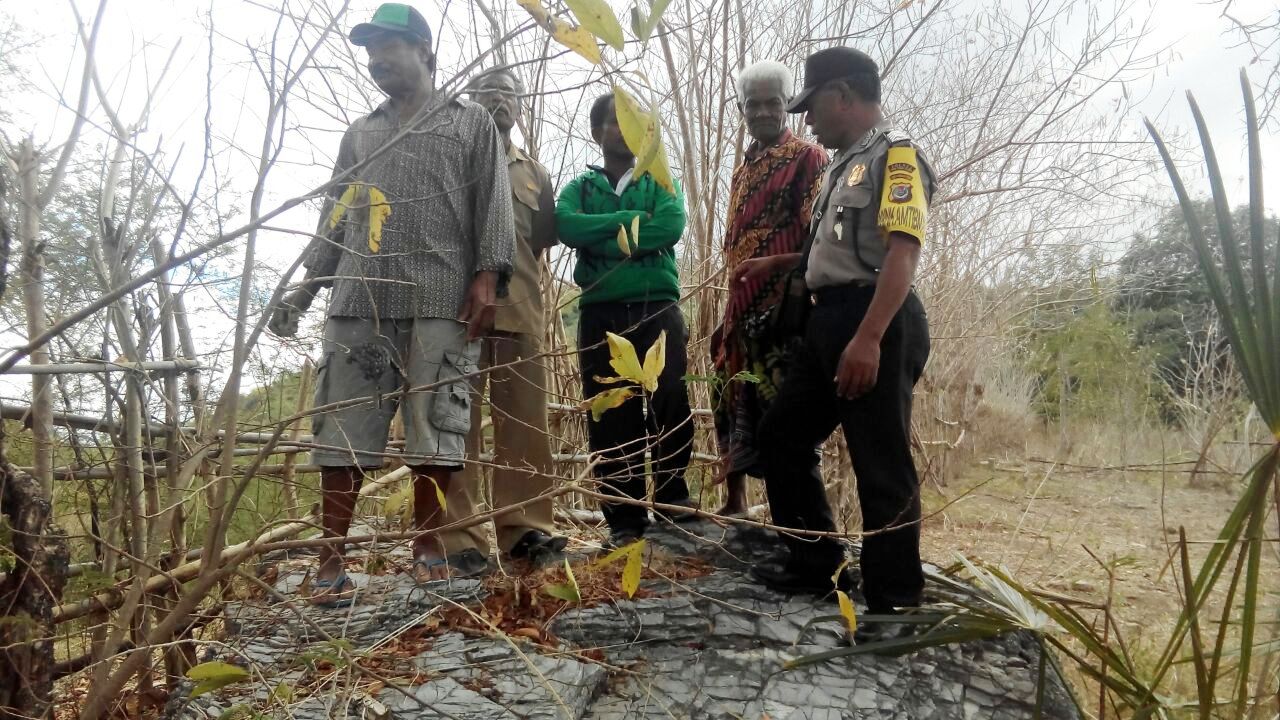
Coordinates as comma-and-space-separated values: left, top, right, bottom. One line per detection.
811, 281, 877, 305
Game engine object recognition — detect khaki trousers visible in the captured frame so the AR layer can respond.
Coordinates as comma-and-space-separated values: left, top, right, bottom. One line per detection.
437, 331, 556, 555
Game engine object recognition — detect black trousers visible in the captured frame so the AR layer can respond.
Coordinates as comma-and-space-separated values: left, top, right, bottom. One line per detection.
759, 285, 930, 611
579, 301, 694, 533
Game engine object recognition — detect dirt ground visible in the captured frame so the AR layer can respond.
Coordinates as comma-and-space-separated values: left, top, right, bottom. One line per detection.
918, 462, 1280, 708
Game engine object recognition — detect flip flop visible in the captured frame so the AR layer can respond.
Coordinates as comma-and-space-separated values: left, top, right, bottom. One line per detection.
308, 571, 357, 609
410, 557, 449, 585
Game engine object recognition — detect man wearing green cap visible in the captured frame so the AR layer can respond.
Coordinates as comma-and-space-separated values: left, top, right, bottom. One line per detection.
747, 47, 935, 645
269, 3, 515, 605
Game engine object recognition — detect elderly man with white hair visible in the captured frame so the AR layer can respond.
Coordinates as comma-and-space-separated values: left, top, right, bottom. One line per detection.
710, 60, 827, 516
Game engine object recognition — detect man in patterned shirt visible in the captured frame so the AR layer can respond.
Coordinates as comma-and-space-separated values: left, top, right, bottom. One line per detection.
269, 3, 514, 605
710, 60, 826, 517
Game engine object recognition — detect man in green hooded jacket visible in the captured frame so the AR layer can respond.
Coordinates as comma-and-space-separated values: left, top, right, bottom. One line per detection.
557, 93, 699, 546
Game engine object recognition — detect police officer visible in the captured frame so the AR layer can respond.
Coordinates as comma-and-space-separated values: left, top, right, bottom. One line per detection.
741, 47, 934, 645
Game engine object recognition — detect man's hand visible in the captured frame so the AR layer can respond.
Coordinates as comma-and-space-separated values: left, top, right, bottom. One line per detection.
711, 454, 732, 485
835, 331, 880, 399
459, 271, 498, 341
269, 286, 316, 338
732, 256, 779, 286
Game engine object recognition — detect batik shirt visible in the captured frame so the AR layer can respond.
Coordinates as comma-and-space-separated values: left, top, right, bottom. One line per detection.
715, 129, 826, 375
304, 95, 514, 320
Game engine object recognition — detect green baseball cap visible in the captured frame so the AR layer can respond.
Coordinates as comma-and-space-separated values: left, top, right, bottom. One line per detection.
350, 3, 432, 47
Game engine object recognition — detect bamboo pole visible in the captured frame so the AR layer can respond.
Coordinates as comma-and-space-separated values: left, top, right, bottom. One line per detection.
0, 359, 200, 375
1, 401, 713, 441
52, 465, 413, 625
280, 361, 314, 516
38, 451, 721, 481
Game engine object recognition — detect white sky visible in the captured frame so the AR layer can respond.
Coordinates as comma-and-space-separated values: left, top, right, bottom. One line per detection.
1, 0, 1277, 405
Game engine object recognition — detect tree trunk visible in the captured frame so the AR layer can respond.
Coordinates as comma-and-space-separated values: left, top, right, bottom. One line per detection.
16, 140, 55, 498
0, 149, 67, 718
0, 440, 70, 718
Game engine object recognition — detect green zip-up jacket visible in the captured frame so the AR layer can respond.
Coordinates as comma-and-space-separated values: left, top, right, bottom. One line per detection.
555, 167, 685, 306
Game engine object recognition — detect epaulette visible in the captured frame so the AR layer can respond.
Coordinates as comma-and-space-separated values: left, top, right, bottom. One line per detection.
884, 128, 913, 146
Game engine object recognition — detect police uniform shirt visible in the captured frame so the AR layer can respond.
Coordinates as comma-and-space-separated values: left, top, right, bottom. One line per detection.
496, 144, 558, 335
805, 122, 936, 290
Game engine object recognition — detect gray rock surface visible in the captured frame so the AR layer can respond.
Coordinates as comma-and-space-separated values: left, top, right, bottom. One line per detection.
180, 519, 1081, 719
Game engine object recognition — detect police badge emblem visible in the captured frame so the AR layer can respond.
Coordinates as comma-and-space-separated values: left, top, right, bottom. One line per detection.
889, 183, 912, 203
846, 164, 865, 186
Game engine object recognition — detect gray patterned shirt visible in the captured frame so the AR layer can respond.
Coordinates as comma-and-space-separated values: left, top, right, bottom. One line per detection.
303, 95, 515, 319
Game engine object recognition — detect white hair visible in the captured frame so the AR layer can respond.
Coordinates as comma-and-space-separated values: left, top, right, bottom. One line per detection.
735, 60, 793, 100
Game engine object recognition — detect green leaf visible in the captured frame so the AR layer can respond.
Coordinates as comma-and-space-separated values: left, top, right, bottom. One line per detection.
543, 583, 580, 601
186, 661, 250, 698
217, 705, 259, 720
270, 682, 294, 703
544, 558, 582, 602
564, 0, 625, 50
681, 373, 718, 385
635, 0, 672, 42
628, 5, 646, 41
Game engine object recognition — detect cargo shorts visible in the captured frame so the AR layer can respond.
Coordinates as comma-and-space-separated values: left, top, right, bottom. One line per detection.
310, 317, 480, 469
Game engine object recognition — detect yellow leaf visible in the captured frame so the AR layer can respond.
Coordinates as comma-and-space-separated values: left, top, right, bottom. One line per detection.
611, 86, 674, 193
630, 214, 640, 246
516, 0, 550, 24
425, 474, 448, 512
621, 539, 643, 597
836, 590, 858, 634
565, 558, 580, 591
564, 0, 625, 50
606, 331, 645, 383
639, 330, 666, 392
594, 537, 642, 567
611, 85, 652, 161
616, 223, 632, 256
328, 184, 358, 229
634, 115, 675, 194
551, 22, 602, 64
186, 661, 250, 698
367, 186, 391, 253
591, 374, 629, 385
382, 483, 410, 520
831, 560, 856, 634
585, 387, 636, 421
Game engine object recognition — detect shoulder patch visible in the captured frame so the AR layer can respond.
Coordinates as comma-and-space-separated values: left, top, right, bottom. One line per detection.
884, 129, 913, 146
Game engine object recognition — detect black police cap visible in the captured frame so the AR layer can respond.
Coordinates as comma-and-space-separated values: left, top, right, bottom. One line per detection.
786, 47, 879, 113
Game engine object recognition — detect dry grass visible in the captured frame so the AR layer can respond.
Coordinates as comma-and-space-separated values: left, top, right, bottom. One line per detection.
921, 451, 1280, 714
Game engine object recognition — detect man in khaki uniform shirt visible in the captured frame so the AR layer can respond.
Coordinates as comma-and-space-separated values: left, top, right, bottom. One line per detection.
436, 69, 566, 573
